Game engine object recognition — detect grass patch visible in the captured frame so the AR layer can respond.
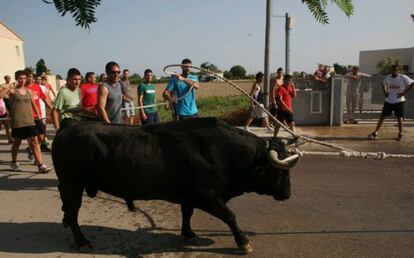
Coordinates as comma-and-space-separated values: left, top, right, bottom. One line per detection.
155, 95, 250, 124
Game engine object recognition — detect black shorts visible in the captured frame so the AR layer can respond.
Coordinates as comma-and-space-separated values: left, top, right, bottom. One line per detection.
178, 113, 199, 120
169, 102, 178, 118
276, 110, 294, 124
142, 112, 160, 125
3, 98, 11, 112
381, 102, 404, 118
34, 119, 46, 135
11, 126, 37, 139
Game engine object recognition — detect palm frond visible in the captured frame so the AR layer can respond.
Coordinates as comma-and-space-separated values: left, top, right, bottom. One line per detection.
302, 0, 354, 24
43, 0, 101, 29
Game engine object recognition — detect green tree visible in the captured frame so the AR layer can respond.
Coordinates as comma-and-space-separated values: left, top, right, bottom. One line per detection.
229, 65, 247, 79
36, 58, 48, 76
333, 63, 347, 75
223, 71, 232, 79
200, 62, 221, 72
376, 56, 401, 75
43, 0, 354, 29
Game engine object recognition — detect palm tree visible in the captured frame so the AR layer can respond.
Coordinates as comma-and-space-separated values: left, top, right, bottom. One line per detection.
42, 0, 354, 29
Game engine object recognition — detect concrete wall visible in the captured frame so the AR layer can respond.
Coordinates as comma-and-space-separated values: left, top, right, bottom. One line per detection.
0, 37, 25, 83
293, 89, 333, 126
359, 47, 414, 75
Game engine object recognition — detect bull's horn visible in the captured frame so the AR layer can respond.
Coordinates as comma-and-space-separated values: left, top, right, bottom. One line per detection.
267, 150, 299, 169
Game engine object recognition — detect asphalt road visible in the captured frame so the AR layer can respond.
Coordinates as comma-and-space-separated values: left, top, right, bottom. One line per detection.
0, 123, 413, 257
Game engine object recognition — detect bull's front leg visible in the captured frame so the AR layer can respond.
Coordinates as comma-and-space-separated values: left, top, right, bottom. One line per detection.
200, 200, 253, 254
181, 203, 199, 243
58, 182, 91, 248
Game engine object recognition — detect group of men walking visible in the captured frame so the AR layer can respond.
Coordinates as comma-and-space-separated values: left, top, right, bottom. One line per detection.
1, 60, 413, 173
1, 58, 200, 173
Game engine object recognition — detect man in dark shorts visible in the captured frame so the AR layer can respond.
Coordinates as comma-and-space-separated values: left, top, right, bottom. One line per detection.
9, 70, 52, 173
274, 74, 296, 136
368, 65, 414, 141
138, 69, 160, 125
163, 58, 200, 120
24, 69, 53, 156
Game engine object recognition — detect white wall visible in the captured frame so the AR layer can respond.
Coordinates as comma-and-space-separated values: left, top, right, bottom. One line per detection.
359, 47, 414, 75
0, 37, 25, 83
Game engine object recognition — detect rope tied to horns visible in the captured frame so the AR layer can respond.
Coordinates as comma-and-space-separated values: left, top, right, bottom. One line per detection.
160, 64, 414, 160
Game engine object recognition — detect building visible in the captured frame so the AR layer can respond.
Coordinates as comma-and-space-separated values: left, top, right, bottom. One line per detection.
359, 47, 414, 75
0, 21, 25, 83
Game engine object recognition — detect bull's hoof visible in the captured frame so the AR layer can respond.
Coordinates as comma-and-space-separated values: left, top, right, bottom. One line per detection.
77, 243, 93, 252
126, 200, 137, 212
238, 241, 253, 254
77, 241, 93, 250
62, 217, 69, 228
183, 236, 200, 246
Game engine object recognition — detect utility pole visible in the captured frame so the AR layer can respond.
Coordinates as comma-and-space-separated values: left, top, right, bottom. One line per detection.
285, 13, 294, 74
263, 0, 272, 109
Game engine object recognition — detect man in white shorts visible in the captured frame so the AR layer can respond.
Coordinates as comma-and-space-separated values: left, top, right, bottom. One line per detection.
245, 72, 273, 133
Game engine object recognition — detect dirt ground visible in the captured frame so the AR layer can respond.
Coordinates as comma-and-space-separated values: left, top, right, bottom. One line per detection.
130, 81, 254, 102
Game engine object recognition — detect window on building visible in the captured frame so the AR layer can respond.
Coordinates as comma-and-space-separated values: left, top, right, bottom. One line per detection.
310, 91, 322, 114
15, 46, 20, 57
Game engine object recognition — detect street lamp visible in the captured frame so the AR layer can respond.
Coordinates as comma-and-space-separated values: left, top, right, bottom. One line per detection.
411, 14, 414, 21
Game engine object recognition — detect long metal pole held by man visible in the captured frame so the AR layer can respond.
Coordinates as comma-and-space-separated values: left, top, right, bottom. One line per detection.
263, 0, 272, 109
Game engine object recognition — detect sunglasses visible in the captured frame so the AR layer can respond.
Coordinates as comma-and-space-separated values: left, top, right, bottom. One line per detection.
110, 71, 121, 74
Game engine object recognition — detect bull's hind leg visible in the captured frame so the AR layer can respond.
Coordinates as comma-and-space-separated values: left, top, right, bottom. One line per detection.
200, 200, 253, 254
181, 204, 198, 243
58, 181, 91, 248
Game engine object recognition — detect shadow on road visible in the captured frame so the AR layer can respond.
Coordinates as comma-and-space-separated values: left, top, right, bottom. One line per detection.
1, 221, 412, 257
0, 174, 57, 191
0, 222, 256, 257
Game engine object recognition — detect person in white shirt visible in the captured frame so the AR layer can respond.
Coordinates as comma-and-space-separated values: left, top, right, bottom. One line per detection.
345, 66, 371, 122
368, 65, 414, 141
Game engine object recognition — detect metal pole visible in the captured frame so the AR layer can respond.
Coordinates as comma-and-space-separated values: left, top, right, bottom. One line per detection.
263, 0, 272, 109
285, 12, 291, 74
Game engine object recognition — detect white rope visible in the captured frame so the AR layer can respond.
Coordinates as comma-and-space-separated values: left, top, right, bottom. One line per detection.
121, 70, 195, 111
296, 150, 414, 160
163, 64, 298, 137
160, 64, 414, 160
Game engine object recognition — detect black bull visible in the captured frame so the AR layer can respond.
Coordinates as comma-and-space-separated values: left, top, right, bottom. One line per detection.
52, 117, 299, 253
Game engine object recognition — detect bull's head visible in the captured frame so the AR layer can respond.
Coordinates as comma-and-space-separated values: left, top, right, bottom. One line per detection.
266, 137, 299, 201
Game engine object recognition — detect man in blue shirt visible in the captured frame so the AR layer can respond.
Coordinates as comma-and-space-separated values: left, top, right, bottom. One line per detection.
163, 58, 200, 120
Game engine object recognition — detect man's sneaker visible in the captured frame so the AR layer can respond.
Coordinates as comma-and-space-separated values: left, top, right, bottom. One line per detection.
10, 162, 22, 172
368, 131, 378, 140
40, 144, 51, 153
26, 147, 34, 161
244, 126, 251, 132
397, 133, 403, 141
267, 127, 274, 133
38, 164, 52, 173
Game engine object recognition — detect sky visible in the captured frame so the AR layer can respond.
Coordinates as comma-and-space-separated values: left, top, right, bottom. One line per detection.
0, 0, 413, 77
